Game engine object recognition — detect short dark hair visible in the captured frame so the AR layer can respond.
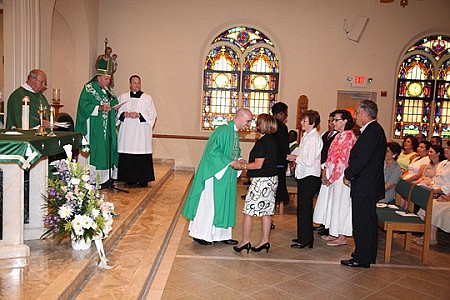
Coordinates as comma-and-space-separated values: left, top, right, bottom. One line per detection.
360, 100, 378, 119
430, 136, 443, 145
334, 109, 354, 131
256, 114, 278, 134
419, 140, 432, 150
387, 141, 402, 160
302, 110, 320, 128
129, 74, 141, 83
271, 102, 288, 115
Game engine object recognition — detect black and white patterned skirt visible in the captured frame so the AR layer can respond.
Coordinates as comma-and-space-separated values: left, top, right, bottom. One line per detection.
243, 176, 278, 217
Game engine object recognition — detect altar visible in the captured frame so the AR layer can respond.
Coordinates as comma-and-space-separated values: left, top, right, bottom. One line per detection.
0, 130, 82, 260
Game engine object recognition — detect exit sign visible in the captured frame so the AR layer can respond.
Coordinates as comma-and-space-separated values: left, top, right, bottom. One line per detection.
351, 75, 368, 87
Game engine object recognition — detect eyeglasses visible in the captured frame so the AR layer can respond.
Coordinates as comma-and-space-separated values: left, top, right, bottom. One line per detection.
333, 118, 343, 122
35, 78, 47, 86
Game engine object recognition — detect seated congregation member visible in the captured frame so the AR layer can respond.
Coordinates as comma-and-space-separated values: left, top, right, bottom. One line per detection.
117, 75, 157, 188
416, 145, 445, 188
430, 135, 442, 147
430, 140, 450, 196
397, 136, 419, 171
313, 110, 356, 247
402, 140, 431, 182
415, 141, 450, 245
231, 114, 278, 253
378, 142, 402, 204
287, 110, 323, 249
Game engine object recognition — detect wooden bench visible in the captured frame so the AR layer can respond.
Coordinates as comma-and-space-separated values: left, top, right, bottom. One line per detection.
377, 179, 433, 264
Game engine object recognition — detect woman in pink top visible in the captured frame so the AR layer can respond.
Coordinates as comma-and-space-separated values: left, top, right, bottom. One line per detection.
313, 110, 357, 246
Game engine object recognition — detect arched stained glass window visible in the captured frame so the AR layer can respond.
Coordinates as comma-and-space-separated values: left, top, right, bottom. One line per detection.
203, 46, 240, 129
242, 47, 279, 127
394, 35, 450, 139
202, 26, 279, 130
434, 57, 450, 138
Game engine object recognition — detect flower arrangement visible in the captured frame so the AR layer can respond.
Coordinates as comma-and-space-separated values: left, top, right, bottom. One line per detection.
41, 145, 116, 244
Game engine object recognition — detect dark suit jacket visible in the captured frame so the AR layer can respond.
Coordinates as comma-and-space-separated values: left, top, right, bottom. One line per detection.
344, 121, 386, 200
272, 118, 290, 167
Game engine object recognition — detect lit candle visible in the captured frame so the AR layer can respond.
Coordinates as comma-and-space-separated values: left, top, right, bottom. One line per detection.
50, 106, 54, 127
22, 96, 30, 130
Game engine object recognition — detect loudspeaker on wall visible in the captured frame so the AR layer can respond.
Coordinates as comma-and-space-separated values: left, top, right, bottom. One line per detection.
347, 15, 369, 42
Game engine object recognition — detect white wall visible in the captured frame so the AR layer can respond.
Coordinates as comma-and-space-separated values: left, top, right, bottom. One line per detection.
33, 0, 450, 169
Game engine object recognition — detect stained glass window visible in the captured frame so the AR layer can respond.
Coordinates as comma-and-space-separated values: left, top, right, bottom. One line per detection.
202, 27, 279, 130
394, 35, 450, 139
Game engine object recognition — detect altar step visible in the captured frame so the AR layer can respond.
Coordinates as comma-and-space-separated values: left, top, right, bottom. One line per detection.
74, 169, 193, 299
25, 159, 194, 299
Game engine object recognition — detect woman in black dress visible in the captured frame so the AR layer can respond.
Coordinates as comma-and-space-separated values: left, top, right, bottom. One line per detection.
231, 114, 278, 253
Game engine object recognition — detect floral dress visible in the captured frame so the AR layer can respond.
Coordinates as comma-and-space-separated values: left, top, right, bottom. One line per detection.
313, 130, 356, 237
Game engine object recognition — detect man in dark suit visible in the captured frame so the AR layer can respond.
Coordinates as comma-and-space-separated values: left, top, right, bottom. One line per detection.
341, 100, 386, 268
271, 102, 290, 207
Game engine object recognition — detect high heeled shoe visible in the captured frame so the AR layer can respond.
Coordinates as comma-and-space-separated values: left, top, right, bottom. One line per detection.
233, 242, 251, 254
251, 242, 270, 253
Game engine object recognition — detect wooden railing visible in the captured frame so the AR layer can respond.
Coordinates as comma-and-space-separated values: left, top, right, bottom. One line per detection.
153, 133, 257, 143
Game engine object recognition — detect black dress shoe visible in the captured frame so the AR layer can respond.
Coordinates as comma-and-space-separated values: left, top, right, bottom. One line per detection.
313, 224, 325, 231
193, 238, 212, 245
290, 241, 314, 249
340, 258, 370, 268
292, 238, 299, 243
351, 252, 376, 264
318, 229, 329, 236
218, 239, 239, 245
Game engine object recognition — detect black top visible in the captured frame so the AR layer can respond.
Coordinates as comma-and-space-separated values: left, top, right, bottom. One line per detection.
321, 130, 338, 164
247, 134, 279, 178
271, 118, 290, 167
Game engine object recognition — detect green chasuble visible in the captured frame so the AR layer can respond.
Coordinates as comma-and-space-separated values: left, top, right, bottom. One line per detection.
75, 78, 118, 170
5, 86, 50, 129
181, 121, 240, 228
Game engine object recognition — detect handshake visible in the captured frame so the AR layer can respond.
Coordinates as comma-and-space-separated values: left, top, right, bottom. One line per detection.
230, 159, 248, 170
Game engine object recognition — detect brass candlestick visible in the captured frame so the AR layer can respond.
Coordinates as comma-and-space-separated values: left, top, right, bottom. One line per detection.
36, 103, 46, 136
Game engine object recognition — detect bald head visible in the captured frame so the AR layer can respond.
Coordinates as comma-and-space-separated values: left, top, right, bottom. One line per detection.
234, 108, 253, 130
27, 69, 47, 93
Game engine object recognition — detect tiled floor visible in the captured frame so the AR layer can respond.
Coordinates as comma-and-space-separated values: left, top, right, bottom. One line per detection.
158, 181, 450, 299
1, 172, 449, 299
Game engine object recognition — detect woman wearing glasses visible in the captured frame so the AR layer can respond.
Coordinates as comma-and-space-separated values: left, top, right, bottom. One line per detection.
313, 110, 356, 247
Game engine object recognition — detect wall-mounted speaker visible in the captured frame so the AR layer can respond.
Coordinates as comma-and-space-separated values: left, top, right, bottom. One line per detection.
347, 15, 369, 42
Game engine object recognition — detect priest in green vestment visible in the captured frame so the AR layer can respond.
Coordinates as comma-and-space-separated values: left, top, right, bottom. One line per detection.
182, 108, 253, 245
75, 64, 118, 185
5, 69, 50, 129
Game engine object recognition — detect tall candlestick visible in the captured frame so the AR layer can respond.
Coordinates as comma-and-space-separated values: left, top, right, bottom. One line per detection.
50, 107, 54, 126
22, 96, 30, 130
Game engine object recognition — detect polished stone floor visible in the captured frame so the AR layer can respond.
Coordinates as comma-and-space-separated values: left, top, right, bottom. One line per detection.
1, 169, 450, 299
159, 182, 450, 300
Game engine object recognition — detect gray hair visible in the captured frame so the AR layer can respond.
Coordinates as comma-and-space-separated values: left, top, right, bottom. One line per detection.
360, 100, 378, 119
